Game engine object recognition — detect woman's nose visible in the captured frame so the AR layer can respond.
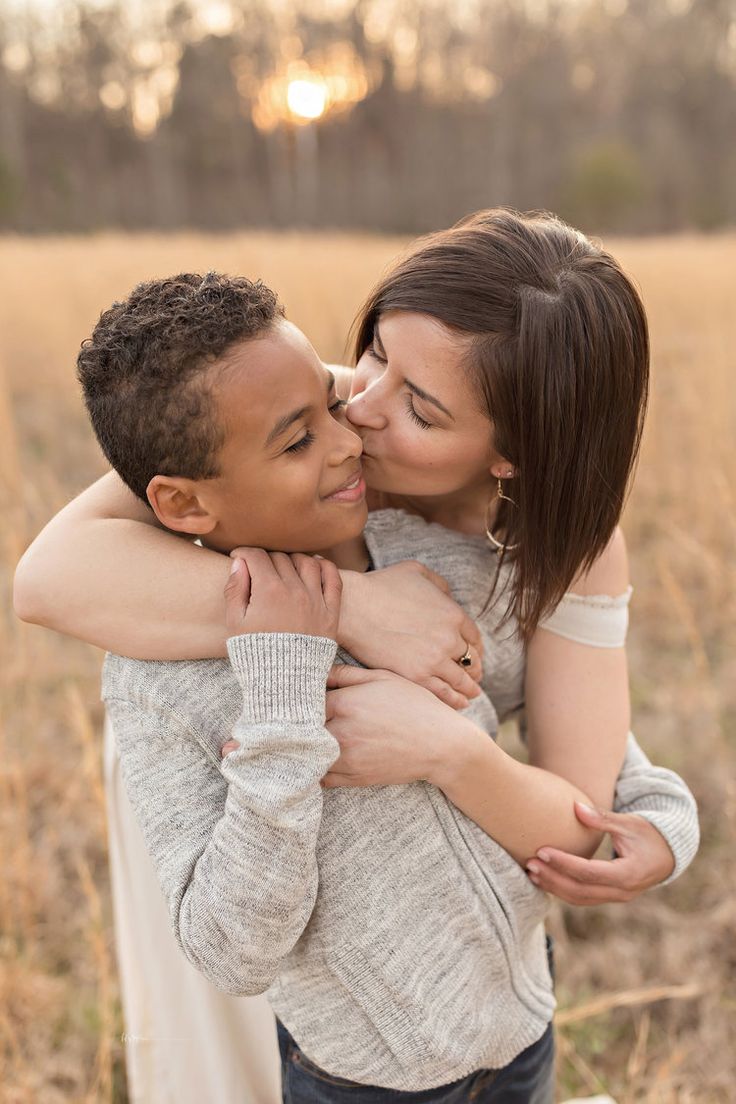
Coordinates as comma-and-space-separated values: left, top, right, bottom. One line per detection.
346, 381, 388, 430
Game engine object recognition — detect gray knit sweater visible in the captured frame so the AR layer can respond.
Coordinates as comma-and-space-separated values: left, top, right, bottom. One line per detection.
103, 510, 699, 1091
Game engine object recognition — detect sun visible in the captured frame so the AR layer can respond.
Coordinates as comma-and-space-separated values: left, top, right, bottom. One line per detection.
287, 78, 328, 121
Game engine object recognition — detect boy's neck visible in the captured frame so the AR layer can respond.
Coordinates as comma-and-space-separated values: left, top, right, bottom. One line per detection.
317, 533, 371, 573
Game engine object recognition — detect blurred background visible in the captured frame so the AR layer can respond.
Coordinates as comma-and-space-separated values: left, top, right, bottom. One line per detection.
1, 1, 735, 1102
1, 0, 735, 234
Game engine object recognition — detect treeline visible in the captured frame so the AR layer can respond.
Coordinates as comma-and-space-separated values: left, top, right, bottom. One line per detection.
0, 0, 734, 235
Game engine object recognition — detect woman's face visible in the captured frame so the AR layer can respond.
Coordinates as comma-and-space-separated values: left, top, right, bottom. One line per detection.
347, 310, 505, 498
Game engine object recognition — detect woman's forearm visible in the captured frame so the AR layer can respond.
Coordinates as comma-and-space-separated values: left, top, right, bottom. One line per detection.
21, 517, 232, 658
14, 472, 232, 658
429, 719, 602, 866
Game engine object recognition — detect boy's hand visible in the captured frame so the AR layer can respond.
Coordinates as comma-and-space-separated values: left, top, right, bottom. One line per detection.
525, 802, 676, 904
224, 549, 341, 640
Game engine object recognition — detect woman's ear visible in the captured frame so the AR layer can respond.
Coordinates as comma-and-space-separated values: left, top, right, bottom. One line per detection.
146, 475, 217, 536
489, 461, 516, 480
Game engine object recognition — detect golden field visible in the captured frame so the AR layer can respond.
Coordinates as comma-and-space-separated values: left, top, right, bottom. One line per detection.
1, 231, 734, 1103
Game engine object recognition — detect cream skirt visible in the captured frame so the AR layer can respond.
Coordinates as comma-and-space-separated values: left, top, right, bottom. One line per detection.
103, 715, 282, 1104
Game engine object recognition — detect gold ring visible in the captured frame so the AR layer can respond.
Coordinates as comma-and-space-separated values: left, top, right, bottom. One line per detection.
457, 645, 472, 668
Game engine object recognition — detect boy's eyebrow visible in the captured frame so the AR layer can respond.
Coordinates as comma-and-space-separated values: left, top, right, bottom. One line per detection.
375, 321, 454, 421
266, 373, 335, 446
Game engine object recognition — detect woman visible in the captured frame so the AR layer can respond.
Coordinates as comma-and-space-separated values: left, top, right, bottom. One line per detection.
14, 209, 698, 1103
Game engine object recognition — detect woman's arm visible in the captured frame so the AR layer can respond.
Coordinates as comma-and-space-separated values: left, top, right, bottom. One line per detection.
523, 528, 631, 811
322, 665, 602, 865
426, 530, 632, 862
14, 471, 234, 658
320, 529, 630, 865
13, 472, 482, 706
526, 733, 699, 902
322, 526, 699, 892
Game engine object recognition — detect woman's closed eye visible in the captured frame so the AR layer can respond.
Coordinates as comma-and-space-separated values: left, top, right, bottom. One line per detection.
403, 394, 433, 429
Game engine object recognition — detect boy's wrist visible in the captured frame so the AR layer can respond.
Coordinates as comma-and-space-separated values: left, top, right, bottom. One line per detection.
227, 632, 337, 724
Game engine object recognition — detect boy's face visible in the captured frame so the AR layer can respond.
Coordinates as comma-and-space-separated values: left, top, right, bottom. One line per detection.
177, 319, 367, 553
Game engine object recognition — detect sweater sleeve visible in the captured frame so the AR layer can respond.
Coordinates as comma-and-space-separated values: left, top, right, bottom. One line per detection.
612, 732, 700, 884
105, 632, 339, 996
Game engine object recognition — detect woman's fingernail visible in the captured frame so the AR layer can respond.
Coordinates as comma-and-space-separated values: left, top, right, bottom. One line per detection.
527, 862, 540, 876
230, 558, 240, 574
576, 801, 595, 814
536, 850, 551, 863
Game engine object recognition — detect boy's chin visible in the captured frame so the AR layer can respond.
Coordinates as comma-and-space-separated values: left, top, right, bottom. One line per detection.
301, 507, 368, 554
206, 503, 368, 556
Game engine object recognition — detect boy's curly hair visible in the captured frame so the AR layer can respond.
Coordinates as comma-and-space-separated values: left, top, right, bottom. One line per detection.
77, 271, 284, 502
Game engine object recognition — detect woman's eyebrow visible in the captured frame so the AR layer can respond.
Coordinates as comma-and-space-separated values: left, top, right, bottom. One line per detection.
374, 321, 453, 420
404, 378, 454, 421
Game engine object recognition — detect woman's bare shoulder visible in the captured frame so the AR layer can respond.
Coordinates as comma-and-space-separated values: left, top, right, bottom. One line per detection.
569, 526, 630, 597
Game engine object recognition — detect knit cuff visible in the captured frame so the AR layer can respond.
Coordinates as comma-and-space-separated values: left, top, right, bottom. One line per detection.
628, 803, 701, 885
226, 633, 337, 724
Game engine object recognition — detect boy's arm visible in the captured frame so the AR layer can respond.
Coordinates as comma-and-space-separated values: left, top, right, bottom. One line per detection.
105, 632, 338, 996
611, 732, 699, 882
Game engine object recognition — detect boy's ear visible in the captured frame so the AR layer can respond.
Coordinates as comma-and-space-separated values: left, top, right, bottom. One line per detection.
146, 475, 217, 536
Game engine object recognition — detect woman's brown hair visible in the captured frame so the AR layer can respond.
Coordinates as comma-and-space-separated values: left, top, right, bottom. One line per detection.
352, 208, 650, 640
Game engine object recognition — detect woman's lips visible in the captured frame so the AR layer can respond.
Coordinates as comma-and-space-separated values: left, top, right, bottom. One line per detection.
324, 471, 367, 502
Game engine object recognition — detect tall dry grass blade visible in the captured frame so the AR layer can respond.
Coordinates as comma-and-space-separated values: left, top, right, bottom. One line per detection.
555, 982, 706, 1026
76, 855, 113, 1104
622, 1008, 651, 1104
556, 1032, 613, 1098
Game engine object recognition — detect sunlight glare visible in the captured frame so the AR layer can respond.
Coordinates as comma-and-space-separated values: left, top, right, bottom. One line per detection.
287, 78, 328, 120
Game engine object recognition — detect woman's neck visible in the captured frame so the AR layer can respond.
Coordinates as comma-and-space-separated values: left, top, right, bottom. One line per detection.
373, 481, 497, 537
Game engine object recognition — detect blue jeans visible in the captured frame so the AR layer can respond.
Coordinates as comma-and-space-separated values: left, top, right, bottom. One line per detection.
276, 1019, 555, 1104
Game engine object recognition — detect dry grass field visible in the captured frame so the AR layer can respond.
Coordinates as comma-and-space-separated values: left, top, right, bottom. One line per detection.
1, 230, 734, 1103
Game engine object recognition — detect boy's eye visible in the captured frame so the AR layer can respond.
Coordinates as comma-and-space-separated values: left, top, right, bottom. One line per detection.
285, 430, 315, 454
329, 398, 347, 414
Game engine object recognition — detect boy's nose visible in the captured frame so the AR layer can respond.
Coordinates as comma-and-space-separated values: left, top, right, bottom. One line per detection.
333, 418, 364, 458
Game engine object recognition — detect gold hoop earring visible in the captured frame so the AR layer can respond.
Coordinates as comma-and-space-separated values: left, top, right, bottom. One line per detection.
496, 476, 517, 509
485, 477, 519, 552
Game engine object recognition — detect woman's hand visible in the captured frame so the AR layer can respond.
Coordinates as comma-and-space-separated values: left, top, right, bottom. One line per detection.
219, 662, 475, 774
320, 664, 474, 788
225, 550, 341, 640
525, 801, 676, 904
337, 561, 483, 711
